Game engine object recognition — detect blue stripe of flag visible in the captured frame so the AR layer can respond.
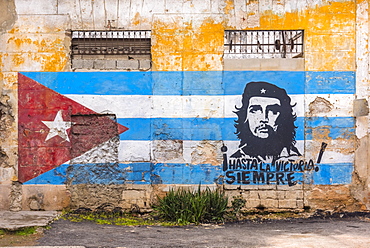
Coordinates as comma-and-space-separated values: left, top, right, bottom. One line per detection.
24, 162, 352, 185
306, 71, 355, 94
20, 71, 355, 95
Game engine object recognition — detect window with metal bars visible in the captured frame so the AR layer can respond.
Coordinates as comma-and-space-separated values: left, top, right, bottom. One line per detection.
71, 30, 151, 56
224, 30, 304, 59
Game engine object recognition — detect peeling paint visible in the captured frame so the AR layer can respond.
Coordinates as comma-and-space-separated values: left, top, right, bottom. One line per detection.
191, 141, 222, 166
223, 0, 235, 15
152, 16, 224, 71
151, 1, 356, 72
310, 126, 332, 140
309, 97, 333, 115
307, 185, 364, 211
7, 27, 19, 34
40, 51, 69, 71
131, 12, 149, 27
244, 1, 355, 71
7, 37, 66, 53
11, 54, 25, 67
153, 140, 184, 162
0, 83, 16, 177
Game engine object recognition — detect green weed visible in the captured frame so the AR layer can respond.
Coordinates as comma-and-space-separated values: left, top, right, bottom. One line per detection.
95, 219, 112, 225
227, 195, 246, 220
62, 211, 162, 226
14, 227, 37, 236
153, 186, 228, 225
0, 226, 43, 238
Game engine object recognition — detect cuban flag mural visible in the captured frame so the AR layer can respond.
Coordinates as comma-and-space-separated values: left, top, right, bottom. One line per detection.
18, 71, 355, 186
18, 73, 129, 184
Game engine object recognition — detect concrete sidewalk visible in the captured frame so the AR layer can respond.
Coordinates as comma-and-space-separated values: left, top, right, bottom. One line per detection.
0, 211, 60, 231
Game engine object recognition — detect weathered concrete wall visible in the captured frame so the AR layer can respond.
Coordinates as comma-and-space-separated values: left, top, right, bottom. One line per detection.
353, 0, 370, 210
0, 0, 17, 33
0, 0, 369, 212
0, 0, 19, 210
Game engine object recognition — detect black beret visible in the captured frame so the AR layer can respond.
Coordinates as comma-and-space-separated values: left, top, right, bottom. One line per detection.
242, 81, 291, 106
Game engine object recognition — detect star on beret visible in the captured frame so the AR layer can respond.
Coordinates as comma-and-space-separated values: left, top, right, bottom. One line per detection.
260, 88, 266, 94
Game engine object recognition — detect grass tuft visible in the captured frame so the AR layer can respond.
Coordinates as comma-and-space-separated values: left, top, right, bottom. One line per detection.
62, 210, 176, 226
0, 227, 38, 236
14, 227, 37, 236
152, 186, 228, 225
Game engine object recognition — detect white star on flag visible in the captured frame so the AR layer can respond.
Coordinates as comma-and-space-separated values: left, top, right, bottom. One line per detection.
42, 110, 72, 142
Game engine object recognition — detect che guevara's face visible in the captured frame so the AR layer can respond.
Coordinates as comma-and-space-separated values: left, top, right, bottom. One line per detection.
245, 96, 281, 139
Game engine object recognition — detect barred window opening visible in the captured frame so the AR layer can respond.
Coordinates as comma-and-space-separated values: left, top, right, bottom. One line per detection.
71, 30, 151, 56
224, 30, 304, 59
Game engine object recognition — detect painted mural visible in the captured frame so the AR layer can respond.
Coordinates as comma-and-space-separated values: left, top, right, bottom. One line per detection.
18, 71, 354, 186
223, 81, 319, 186
17, 73, 128, 183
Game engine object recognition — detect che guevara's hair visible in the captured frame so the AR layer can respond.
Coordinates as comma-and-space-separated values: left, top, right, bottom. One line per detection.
234, 81, 301, 159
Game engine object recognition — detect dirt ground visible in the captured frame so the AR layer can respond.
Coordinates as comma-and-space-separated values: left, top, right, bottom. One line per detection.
0, 228, 43, 247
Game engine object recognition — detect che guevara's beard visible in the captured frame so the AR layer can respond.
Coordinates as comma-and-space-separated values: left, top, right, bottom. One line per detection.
252, 124, 278, 138
240, 124, 283, 159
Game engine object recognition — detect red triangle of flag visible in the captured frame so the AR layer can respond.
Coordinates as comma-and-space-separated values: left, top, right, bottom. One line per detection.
18, 73, 128, 183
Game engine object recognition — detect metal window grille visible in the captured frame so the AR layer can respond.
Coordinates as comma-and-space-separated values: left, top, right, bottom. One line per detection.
224, 30, 304, 59
71, 30, 151, 56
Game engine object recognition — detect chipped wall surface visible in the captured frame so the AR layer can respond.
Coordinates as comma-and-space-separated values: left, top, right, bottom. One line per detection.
0, 0, 16, 33
0, 0, 369, 211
